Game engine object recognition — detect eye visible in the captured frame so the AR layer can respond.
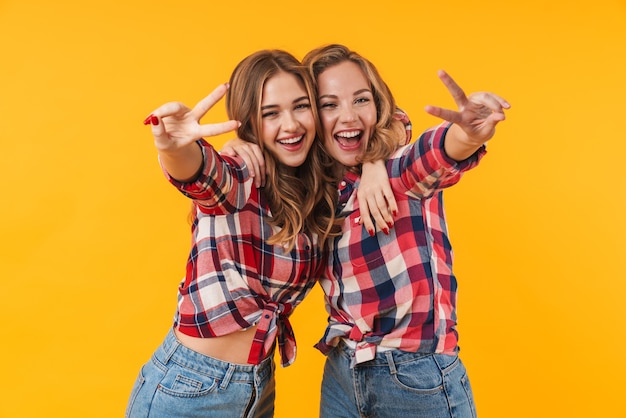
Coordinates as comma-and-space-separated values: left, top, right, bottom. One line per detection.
319, 102, 337, 110
294, 103, 311, 111
354, 97, 370, 105
261, 111, 278, 118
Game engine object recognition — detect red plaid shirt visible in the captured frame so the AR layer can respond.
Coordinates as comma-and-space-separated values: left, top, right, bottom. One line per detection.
164, 140, 324, 367
317, 123, 486, 365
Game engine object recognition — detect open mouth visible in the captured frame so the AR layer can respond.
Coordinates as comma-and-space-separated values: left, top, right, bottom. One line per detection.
278, 134, 305, 146
334, 130, 363, 150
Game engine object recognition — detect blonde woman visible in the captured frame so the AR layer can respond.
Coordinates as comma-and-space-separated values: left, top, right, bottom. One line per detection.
304, 44, 509, 418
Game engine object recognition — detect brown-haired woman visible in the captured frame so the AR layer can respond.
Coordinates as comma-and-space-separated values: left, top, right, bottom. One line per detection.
126, 49, 341, 418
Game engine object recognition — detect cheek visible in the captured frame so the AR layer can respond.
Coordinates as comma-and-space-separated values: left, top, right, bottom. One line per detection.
364, 107, 377, 129
323, 133, 335, 149
320, 114, 334, 137
260, 121, 275, 146
300, 112, 316, 132
323, 135, 342, 161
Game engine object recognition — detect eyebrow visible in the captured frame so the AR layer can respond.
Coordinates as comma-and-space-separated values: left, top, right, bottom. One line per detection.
319, 88, 372, 100
261, 96, 310, 110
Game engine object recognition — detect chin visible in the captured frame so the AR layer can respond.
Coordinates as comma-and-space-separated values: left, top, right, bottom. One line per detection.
334, 151, 359, 166
335, 157, 358, 167
282, 157, 307, 168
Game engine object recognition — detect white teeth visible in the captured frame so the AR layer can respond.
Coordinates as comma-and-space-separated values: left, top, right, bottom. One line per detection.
336, 131, 360, 138
279, 135, 303, 145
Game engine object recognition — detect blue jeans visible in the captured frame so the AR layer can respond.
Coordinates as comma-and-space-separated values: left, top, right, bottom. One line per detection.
320, 342, 476, 418
126, 329, 275, 418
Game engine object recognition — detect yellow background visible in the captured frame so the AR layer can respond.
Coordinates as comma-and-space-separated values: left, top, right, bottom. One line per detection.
1, 0, 625, 417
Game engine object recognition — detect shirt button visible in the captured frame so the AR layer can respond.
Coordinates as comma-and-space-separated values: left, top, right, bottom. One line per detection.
264, 314, 270, 319
340, 181, 347, 187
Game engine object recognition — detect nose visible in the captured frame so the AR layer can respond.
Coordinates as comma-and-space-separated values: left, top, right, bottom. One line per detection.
339, 105, 357, 123
282, 111, 298, 131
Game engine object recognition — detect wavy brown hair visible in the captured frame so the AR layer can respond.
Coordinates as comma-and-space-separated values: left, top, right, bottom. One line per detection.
302, 44, 406, 167
225, 50, 340, 251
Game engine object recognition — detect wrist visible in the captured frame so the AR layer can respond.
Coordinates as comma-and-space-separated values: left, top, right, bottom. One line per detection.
158, 141, 204, 182
443, 124, 484, 162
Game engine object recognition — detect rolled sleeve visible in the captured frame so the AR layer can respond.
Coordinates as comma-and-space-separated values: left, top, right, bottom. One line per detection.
393, 123, 486, 198
160, 139, 250, 213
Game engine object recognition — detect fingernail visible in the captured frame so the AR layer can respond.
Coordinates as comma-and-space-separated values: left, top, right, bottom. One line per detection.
150, 115, 159, 126
143, 114, 154, 125
392, 210, 398, 216
387, 221, 393, 229
368, 229, 375, 237
382, 227, 389, 235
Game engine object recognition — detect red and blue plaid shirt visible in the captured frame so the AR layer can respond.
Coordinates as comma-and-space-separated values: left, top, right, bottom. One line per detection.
164, 140, 324, 367
317, 123, 486, 365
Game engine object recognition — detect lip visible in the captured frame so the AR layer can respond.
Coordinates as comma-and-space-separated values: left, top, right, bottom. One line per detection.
333, 129, 363, 151
277, 133, 306, 150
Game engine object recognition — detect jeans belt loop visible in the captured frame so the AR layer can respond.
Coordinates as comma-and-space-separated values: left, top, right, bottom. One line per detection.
219, 364, 236, 390
385, 351, 397, 375
163, 330, 180, 364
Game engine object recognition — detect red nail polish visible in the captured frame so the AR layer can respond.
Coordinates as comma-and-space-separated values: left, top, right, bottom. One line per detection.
383, 227, 389, 235
392, 210, 398, 216
143, 114, 154, 125
368, 229, 375, 237
387, 221, 393, 229
150, 115, 159, 126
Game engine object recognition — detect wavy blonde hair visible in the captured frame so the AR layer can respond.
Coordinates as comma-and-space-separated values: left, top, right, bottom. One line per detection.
225, 50, 340, 251
302, 44, 406, 166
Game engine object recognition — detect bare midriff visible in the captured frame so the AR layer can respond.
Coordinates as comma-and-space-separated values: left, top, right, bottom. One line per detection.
174, 325, 259, 365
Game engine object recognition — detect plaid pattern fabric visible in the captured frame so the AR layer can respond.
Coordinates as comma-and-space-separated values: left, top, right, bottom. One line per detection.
317, 123, 486, 365
164, 140, 323, 367
394, 108, 412, 145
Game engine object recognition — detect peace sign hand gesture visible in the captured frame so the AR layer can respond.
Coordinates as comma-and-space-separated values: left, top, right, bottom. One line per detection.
424, 71, 510, 161
143, 83, 240, 181
144, 83, 240, 152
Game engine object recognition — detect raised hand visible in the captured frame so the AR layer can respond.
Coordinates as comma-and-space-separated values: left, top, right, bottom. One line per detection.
144, 83, 240, 152
424, 71, 510, 160
143, 83, 240, 182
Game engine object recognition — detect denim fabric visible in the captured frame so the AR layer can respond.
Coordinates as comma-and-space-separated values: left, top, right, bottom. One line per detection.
126, 329, 275, 418
320, 342, 476, 418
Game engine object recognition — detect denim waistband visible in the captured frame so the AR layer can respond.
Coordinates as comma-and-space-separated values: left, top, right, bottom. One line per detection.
341, 338, 394, 352
154, 328, 273, 384
336, 339, 450, 367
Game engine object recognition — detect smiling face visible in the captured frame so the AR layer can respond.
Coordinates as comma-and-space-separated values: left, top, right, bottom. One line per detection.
316, 61, 377, 167
259, 71, 316, 171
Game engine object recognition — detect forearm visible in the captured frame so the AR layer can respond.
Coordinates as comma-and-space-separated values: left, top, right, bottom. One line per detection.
158, 141, 203, 182
394, 123, 485, 197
